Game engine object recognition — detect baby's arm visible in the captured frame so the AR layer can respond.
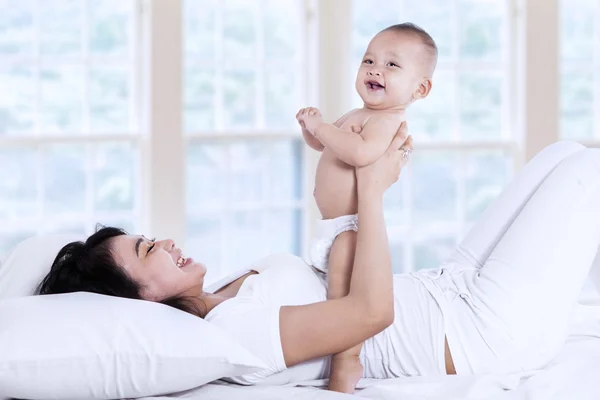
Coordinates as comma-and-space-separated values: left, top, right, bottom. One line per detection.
327, 232, 364, 394
298, 109, 402, 166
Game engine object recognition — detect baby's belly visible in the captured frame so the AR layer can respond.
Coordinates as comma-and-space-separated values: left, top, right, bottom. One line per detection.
314, 152, 357, 219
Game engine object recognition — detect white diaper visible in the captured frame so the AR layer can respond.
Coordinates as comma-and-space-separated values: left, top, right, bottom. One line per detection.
306, 214, 358, 273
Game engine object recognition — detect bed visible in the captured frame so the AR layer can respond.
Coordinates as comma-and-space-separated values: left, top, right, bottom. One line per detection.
142, 280, 600, 400
2, 237, 599, 400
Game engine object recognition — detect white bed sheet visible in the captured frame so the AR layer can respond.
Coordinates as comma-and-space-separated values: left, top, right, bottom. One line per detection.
142, 282, 600, 400
140, 332, 600, 400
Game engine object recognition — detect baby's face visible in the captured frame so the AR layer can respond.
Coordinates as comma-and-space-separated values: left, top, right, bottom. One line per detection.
355, 30, 430, 110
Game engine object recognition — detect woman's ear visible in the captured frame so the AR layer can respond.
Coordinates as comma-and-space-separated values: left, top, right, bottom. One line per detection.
413, 78, 433, 100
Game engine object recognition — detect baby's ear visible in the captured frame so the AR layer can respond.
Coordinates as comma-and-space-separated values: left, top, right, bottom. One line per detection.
413, 78, 432, 100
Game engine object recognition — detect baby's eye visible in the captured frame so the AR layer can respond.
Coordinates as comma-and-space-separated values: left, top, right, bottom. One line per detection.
363, 59, 373, 65
387, 62, 399, 68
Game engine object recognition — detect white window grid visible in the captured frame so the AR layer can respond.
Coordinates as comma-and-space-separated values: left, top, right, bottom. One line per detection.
0, 0, 143, 244
1, 0, 598, 270
183, 0, 312, 276
560, 0, 600, 144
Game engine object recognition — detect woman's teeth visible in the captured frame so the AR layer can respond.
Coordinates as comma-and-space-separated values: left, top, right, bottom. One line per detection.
176, 255, 187, 268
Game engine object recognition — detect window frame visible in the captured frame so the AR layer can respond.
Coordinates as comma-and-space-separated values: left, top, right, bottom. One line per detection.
1, 0, 600, 271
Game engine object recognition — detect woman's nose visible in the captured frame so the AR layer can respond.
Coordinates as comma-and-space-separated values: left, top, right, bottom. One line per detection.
159, 239, 175, 251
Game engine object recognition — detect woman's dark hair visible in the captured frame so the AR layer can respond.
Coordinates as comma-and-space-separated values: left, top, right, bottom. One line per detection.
36, 225, 204, 317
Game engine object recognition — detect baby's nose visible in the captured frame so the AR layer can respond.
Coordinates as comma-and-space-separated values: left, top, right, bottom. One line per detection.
368, 70, 382, 76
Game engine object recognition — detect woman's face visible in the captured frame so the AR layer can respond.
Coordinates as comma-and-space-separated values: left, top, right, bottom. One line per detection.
110, 235, 207, 301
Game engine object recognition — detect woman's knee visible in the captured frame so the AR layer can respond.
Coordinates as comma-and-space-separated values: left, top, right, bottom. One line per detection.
534, 141, 586, 162
553, 148, 600, 190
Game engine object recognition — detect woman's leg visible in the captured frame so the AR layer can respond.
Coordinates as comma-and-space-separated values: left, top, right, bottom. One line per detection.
473, 149, 600, 370
447, 141, 586, 269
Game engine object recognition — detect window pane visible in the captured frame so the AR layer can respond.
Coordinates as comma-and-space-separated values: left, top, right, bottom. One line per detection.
465, 150, 511, 222
265, 69, 299, 129
43, 221, 87, 236
40, 66, 84, 133
228, 209, 300, 270
0, 0, 34, 56
413, 151, 458, 225
414, 236, 456, 270
43, 145, 86, 213
90, 67, 130, 133
408, 69, 454, 139
402, 0, 453, 60
223, 0, 255, 64
187, 143, 227, 212
0, 148, 37, 219
560, 69, 595, 140
560, 0, 598, 140
352, 0, 400, 64
230, 141, 268, 203
0, 67, 35, 135
89, 0, 132, 57
266, 209, 302, 255
223, 70, 256, 129
184, 0, 216, 59
263, 0, 299, 60
384, 178, 407, 227
390, 242, 406, 274
187, 139, 303, 272
459, 0, 505, 62
185, 68, 215, 132
459, 72, 503, 139
94, 143, 136, 212
40, 0, 82, 56
560, 0, 597, 62
187, 216, 222, 283
268, 140, 302, 202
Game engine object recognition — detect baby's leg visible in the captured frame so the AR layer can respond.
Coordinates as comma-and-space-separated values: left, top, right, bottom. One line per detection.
327, 231, 363, 393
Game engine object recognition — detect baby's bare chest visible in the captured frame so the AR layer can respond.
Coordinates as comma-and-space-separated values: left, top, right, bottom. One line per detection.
335, 111, 371, 133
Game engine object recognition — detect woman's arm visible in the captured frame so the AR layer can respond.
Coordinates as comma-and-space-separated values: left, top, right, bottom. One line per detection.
279, 123, 413, 367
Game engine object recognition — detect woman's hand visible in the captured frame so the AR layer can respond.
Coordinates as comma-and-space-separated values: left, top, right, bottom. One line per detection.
355, 121, 413, 196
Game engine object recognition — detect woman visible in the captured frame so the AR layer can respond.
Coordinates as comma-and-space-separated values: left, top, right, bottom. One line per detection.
37, 123, 600, 394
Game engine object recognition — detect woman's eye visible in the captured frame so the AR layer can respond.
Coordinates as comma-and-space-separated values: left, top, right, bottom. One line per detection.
146, 238, 156, 255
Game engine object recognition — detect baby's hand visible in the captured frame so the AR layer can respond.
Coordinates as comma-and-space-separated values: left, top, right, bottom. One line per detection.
296, 107, 323, 136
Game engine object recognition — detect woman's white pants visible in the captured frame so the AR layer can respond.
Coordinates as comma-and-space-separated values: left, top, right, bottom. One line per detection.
421, 142, 600, 374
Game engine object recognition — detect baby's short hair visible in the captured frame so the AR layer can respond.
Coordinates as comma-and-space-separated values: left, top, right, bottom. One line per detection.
382, 23, 438, 73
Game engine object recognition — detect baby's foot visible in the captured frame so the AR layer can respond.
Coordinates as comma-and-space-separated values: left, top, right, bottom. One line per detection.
328, 354, 363, 394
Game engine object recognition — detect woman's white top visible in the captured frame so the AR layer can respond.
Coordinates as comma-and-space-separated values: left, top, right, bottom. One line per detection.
204, 253, 446, 385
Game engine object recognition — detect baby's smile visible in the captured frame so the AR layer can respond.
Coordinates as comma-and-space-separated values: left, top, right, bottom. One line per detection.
365, 79, 385, 92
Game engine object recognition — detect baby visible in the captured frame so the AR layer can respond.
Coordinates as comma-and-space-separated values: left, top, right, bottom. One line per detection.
296, 23, 438, 393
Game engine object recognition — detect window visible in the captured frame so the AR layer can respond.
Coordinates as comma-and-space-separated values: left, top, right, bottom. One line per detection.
183, 0, 308, 281
0, 0, 139, 256
0, 1, 596, 280
560, 0, 600, 141
352, 0, 513, 272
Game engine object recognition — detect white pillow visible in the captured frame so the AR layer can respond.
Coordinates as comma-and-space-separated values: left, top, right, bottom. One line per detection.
0, 236, 268, 398
0, 292, 268, 399
0, 233, 84, 299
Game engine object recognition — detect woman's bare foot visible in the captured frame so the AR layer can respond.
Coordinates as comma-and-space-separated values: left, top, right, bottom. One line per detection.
328, 354, 364, 394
